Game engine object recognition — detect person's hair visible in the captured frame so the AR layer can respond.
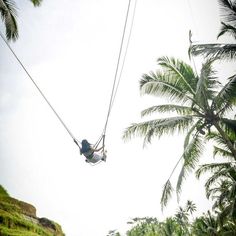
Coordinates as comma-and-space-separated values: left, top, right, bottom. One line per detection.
81, 139, 91, 153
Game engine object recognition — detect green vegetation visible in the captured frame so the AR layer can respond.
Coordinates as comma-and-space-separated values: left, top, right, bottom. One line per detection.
0, 0, 43, 41
190, 0, 236, 60
123, 53, 236, 209
120, 0, 236, 235
124, 201, 197, 235
0, 185, 9, 197
0, 210, 51, 236
196, 132, 236, 229
0, 185, 64, 236
109, 201, 236, 235
123, 0, 236, 206
1, 0, 236, 235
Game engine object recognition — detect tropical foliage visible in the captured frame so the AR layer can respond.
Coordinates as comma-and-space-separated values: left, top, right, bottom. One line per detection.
196, 132, 236, 233
123, 56, 236, 208
112, 203, 236, 235
0, 0, 42, 41
190, 0, 236, 61
121, 1, 236, 235
111, 200, 235, 235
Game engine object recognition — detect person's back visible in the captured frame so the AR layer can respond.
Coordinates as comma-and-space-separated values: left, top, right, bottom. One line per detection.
80, 139, 106, 163
80, 139, 94, 159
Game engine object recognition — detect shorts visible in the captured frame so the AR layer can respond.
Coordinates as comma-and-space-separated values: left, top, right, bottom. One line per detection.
88, 153, 103, 163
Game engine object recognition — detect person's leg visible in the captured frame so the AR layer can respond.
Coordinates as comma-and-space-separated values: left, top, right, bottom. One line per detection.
101, 150, 107, 161
89, 153, 102, 163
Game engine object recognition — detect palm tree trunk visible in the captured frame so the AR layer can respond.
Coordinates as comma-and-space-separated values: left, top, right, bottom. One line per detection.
214, 122, 236, 160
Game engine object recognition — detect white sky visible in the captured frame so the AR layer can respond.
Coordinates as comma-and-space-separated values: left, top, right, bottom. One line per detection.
0, 0, 232, 235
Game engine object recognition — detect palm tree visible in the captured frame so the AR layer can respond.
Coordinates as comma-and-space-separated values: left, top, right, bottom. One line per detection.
0, 0, 42, 41
175, 206, 190, 234
192, 210, 236, 235
191, 211, 219, 236
174, 201, 196, 235
196, 132, 236, 229
185, 200, 197, 216
159, 217, 183, 236
123, 56, 236, 208
197, 166, 236, 222
190, 0, 236, 60
126, 217, 160, 236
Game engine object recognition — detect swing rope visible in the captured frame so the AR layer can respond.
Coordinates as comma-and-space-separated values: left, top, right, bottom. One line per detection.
103, 0, 132, 137
0, 0, 137, 152
0, 31, 78, 145
96, 0, 137, 152
110, 0, 138, 110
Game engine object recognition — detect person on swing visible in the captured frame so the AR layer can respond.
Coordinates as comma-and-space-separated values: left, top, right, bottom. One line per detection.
80, 139, 107, 163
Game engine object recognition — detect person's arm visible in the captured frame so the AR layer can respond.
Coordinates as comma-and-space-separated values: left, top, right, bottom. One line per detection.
92, 146, 103, 152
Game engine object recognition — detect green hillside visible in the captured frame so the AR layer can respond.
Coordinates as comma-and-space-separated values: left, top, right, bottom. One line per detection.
0, 185, 64, 236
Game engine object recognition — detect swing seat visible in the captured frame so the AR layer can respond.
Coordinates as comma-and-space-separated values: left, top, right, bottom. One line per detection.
85, 151, 107, 165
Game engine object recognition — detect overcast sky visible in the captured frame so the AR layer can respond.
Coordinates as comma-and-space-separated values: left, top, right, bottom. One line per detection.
0, 0, 231, 235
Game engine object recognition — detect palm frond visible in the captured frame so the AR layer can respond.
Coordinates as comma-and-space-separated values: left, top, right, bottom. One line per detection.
218, 0, 236, 26
195, 58, 219, 108
184, 120, 203, 149
213, 146, 233, 158
198, 165, 235, 196
140, 73, 196, 105
4, 8, 17, 40
30, 0, 42, 7
218, 204, 235, 224
176, 166, 186, 202
143, 116, 194, 145
0, 0, 18, 41
214, 74, 236, 114
190, 43, 236, 60
218, 22, 236, 39
141, 104, 193, 117
123, 117, 194, 147
195, 72, 208, 109
161, 180, 173, 210
219, 118, 236, 138
185, 200, 197, 214
205, 175, 230, 196
205, 129, 236, 160
200, 58, 220, 96
123, 121, 151, 141
161, 156, 183, 209
207, 186, 223, 200
196, 162, 232, 179
206, 131, 234, 152
157, 57, 196, 95
176, 134, 203, 197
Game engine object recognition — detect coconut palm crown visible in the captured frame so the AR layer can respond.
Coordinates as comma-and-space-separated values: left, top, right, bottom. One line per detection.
0, 0, 42, 41
123, 56, 236, 208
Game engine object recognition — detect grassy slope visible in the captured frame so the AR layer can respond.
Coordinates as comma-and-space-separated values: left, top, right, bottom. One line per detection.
0, 186, 9, 197
0, 185, 64, 236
